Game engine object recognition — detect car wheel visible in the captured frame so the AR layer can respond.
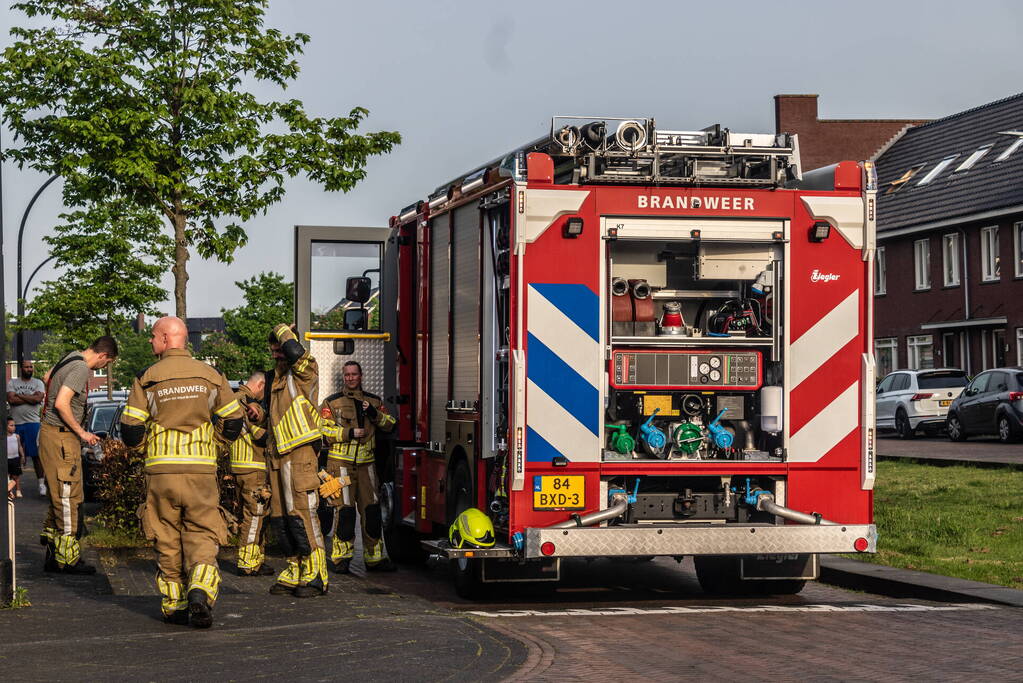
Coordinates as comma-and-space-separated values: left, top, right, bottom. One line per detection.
997, 416, 1018, 444
895, 409, 915, 439
947, 414, 967, 442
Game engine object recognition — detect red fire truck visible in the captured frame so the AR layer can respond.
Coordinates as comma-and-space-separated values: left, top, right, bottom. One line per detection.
295, 116, 878, 597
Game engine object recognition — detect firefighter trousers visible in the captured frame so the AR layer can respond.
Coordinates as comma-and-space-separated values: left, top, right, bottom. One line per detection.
141, 473, 227, 617
38, 424, 84, 568
326, 460, 386, 567
267, 444, 327, 590
234, 469, 269, 572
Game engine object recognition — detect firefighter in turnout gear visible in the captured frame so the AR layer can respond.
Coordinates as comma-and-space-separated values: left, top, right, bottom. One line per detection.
320, 360, 397, 573
229, 371, 274, 576
120, 317, 244, 628
265, 324, 329, 597
39, 336, 119, 574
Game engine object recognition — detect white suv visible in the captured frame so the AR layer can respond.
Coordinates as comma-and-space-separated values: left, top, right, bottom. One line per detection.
875, 369, 969, 438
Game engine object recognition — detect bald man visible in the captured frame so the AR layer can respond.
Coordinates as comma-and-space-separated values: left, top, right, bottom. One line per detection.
39, 335, 118, 574
120, 316, 245, 628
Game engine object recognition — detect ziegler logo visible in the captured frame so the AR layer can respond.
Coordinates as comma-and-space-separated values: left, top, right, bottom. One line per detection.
810, 269, 840, 283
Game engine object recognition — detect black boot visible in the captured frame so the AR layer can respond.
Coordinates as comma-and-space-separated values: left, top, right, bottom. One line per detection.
269, 582, 296, 595
43, 544, 60, 573
365, 557, 397, 573
294, 575, 327, 598
60, 559, 97, 575
187, 589, 213, 629
164, 610, 189, 626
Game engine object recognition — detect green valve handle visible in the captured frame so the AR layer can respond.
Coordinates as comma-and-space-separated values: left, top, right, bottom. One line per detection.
605, 424, 636, 454
672, 422, 704, 455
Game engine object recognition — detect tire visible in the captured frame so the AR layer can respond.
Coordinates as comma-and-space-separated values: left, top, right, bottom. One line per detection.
694, 556, 806, 596
379, 481, 428, 565
947, 413, 967, 442
997, 415, 1019, 444
895, 409, 915, 439
447, 460, 473, 525
453, 556, 489, 599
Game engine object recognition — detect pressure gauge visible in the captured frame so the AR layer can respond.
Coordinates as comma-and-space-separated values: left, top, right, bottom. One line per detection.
699, 362, 710, 375
709, 369, 721, 382
709, 356, 721, 369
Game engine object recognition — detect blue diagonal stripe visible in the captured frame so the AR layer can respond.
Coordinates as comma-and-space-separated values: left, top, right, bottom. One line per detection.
530, 283, 599, 342
527, 333, 599, 435
526, 426, 568, 463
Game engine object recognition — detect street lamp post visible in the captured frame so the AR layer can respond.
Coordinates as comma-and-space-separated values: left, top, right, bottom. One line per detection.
1, 130, 13, 606
16, 174, 59, 363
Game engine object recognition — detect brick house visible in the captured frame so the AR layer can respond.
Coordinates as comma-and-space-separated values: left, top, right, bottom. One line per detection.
872, 93, 1023, 376
775, 94, 927, 171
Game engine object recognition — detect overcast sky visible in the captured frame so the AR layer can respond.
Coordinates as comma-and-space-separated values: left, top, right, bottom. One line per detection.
3, 0, 1022, 318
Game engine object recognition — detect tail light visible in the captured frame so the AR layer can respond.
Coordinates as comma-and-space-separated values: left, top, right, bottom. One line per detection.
540, 542, 556, 556
910, 393, 933, 401
1009, 392, 1023, 402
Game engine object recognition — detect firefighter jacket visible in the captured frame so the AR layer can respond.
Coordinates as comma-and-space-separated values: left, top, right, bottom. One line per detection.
267, 324, 321, 455
319, 387, 395, 465
120, 348, 244, 474
229, 384, 268, 473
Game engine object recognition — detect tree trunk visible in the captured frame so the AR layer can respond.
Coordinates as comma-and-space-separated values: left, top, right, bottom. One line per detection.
171, 203, 188, 322
105, 316, 114, 400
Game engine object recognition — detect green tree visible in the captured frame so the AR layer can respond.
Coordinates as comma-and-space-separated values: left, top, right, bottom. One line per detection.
0, 0, 400, 320
202, 272, 293, 378
20, 199, 173, 349
113, 326, 157, 389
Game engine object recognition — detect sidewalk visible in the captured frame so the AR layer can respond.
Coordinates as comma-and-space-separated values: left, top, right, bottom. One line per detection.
0, 474, 525, 681
878, 435, 1023, 466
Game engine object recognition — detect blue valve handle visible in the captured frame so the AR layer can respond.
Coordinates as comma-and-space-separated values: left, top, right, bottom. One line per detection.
639, 408, 667, 451
706, 408, 734, 449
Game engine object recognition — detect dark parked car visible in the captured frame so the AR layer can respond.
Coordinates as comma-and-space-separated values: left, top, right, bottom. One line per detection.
82, 398, 126, 500
946, 367, 1023, 443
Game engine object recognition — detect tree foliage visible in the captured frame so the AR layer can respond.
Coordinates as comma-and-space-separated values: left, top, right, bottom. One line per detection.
202, 272, 293, 379
20, 198, 173, 349
112, 326, 158, 389
0, 0, 400, 319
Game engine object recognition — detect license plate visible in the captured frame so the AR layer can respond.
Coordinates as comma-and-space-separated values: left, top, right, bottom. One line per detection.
533, 475, 585, 510
939, 399, 951, 407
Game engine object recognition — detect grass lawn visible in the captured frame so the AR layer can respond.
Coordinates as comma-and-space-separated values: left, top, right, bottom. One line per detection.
856, 459, 1023, 589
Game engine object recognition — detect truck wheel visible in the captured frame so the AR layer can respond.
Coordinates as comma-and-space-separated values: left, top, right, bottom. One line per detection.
947, 414, 967, 442
447, 460, 473, 525
895, 409, 915, 439
453, 557, 489, 600
694, 556, 746, 595
379, 481, 428, 565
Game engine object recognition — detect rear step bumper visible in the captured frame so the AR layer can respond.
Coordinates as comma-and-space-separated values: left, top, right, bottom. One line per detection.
524, 523, 877, 559
421, 539, 518, 559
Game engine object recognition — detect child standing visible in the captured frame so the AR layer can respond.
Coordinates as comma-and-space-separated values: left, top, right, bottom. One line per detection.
7, 416, 25, 498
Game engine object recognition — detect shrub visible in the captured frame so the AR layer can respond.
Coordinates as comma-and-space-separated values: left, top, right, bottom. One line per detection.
93, 439, 146, 539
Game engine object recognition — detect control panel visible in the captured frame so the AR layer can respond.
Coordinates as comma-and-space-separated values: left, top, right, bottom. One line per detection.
610, 349, 762, 390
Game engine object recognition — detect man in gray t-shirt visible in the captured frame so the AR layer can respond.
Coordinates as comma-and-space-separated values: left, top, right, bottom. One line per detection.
40, 336, 118, 574
8, 361, 46, 490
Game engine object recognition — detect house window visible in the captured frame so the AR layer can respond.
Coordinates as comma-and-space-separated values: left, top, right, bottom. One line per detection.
907, 335, 934, 370
875, 246, 887, 295
875, 338, 897, 378
886, 165, 924, 194
942, 332, 957, 368
917, 155, 959, 185
1014, 222, 1023, 278
94, 367, 108, 378
942, 233, 960, 286
980, 226, 1000, 282
993, 329, 1006, 367
913, 238, 931, 290
995, 135, 1023, 162
954, 145, 992, 172
1017, 328, 1023, 365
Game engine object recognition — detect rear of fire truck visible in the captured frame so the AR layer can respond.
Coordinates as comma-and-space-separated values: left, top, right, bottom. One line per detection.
322, 116, 878, 598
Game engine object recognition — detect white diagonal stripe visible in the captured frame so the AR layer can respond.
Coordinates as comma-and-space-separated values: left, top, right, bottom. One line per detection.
528, 285, 600, 389
790, 290, 860, 389
788, 383, 859, 463
527, 379, 600, 462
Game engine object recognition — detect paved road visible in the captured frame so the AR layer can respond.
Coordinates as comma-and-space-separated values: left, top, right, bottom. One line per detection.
5, 470, 1023, 681
878, 433, 1023, 465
